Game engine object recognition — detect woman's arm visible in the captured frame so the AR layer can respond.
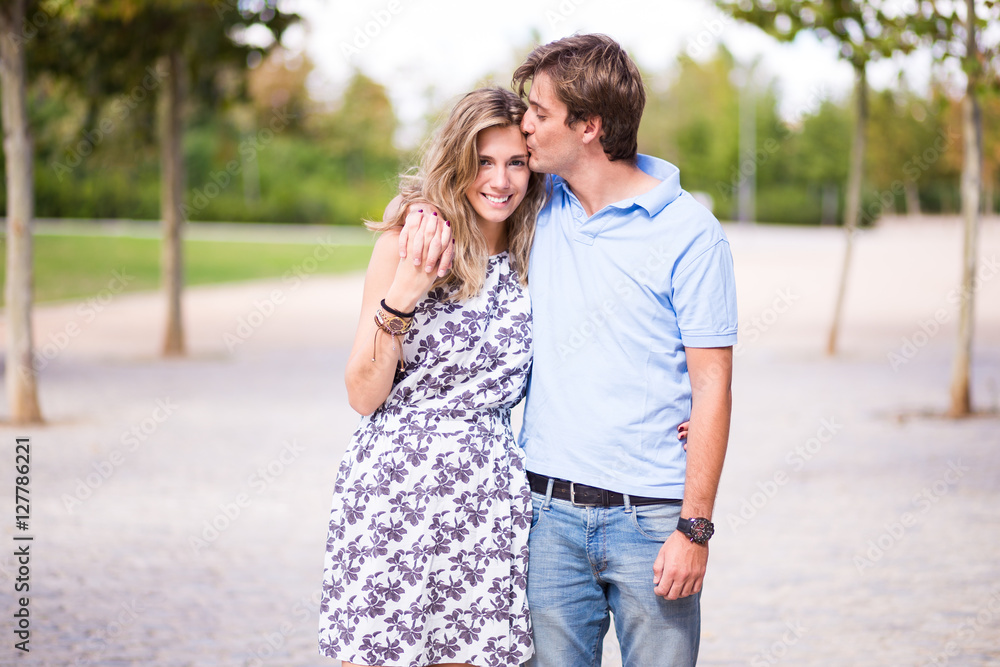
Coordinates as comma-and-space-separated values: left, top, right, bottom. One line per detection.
345, 212, 449, 415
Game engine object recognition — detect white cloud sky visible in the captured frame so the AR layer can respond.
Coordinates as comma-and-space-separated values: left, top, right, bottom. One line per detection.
282, 0, 934, 146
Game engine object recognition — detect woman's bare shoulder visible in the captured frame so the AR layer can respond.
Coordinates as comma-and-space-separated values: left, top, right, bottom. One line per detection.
369, 227, 402, 271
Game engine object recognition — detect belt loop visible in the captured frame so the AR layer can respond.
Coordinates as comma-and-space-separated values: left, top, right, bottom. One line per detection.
543, 477, 554, 510
623, 493, 632, 513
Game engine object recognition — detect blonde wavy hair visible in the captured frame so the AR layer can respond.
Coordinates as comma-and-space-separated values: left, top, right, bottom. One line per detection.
368, 87, 546, 301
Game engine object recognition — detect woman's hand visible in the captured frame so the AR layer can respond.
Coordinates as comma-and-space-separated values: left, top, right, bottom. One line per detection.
398, 203, 454, 277
678, 421, 690, 451
384, 208, 452, 310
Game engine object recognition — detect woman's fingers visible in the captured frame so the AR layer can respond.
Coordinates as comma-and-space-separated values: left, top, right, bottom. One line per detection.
396, 204, 451, 275
438, 235, 455, 277
399, 205, 424, 259
406, 210, 430, 265
425, 216, 453, 273
419, 214, 440, 267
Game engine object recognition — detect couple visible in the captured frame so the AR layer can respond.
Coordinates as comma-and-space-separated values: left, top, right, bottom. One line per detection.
319, 34, 737, 667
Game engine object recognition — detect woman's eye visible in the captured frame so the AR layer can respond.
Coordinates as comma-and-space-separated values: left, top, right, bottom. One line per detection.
479, 159, 491, 167
510, 160, 525, 167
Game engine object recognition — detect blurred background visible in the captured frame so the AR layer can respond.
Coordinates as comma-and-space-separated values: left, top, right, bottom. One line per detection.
1, 1, 999, 665
11, 0, 999, 228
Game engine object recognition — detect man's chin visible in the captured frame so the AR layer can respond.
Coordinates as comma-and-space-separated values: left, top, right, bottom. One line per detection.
528, 156, 550, 174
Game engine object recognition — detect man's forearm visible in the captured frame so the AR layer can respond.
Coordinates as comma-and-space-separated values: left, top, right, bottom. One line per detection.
681, 347, 733, 520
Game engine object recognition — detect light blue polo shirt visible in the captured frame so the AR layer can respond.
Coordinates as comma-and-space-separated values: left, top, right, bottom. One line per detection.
519, 154, 738, 499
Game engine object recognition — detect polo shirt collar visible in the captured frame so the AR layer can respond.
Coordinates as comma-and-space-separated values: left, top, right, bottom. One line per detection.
632, 154, 681, 216
549, 154, 682, 217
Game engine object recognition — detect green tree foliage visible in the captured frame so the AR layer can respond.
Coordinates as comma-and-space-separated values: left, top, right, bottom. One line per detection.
864, 85, 957, 217
17, 78, 404, 226
246, 47, 312, 130
796, 100, 853, 187
168, 69, 400, 225
10, 0, 394, 225
640, 49, 802, 223
982, 89, 1000, 212
16, 0, 295, 212
884, 0, 1000, 416
644, 53, 740, 198
30, 0, 298, 135
7, 6, 995, 230
765, 99, 852, 225
717, 0, 920, 354
310, 71, 400, 183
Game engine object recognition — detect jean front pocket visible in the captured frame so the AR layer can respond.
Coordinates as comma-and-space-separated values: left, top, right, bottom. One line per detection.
529, 493, 546, 534
629, 503, 681, 542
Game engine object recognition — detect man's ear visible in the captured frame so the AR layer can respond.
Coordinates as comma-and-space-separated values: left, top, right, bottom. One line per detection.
580, 116, 603, 146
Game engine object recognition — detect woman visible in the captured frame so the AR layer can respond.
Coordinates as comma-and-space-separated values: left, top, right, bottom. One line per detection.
318, 87, 546, 667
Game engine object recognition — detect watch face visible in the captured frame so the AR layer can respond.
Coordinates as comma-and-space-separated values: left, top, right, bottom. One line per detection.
683, 518, 714, 544
386, 319, 408, 334
377, 310, 411, 334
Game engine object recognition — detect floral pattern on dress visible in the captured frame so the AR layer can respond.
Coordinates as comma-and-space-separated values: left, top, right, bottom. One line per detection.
319, 252, 533, 667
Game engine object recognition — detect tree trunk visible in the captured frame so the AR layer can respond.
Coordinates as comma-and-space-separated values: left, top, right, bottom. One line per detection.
821, 183, 839, 225
826, 63, 868, 356
160, 49, 185, 356
904, 181, 921, 217
737, 69, 756, 224
948, 0, 982, 417
1, 0, 43, 424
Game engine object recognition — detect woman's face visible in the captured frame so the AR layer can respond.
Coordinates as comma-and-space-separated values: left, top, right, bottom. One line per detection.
465, 125, 531, 225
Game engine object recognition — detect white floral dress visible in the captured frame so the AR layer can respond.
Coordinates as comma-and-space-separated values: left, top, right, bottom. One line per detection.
319, 252, 533, 667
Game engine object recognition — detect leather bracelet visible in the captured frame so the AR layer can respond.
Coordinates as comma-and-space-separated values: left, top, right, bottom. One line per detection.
374, 307, 413, 335
372, 308, 412, 372
380, 299, 416, 319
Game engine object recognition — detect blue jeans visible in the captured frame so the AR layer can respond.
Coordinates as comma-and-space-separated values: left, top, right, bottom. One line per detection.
525, 485, 700, 667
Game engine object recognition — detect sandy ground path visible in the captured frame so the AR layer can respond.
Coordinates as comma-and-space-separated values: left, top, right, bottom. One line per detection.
1, 217, 999, 666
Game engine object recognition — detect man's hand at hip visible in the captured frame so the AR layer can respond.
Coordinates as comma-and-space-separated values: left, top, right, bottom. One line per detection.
652, 530, 708, 599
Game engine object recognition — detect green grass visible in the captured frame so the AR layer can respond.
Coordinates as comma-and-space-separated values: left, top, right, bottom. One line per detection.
0, 234, 374, 304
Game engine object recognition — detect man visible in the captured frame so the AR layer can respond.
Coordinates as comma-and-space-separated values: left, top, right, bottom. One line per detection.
401, 34, 736, 667
511, 34, 735, 667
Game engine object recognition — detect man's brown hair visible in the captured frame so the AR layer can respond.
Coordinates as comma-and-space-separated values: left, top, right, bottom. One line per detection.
512, 33, 645, 163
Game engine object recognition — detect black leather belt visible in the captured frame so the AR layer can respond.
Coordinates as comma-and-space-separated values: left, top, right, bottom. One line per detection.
527, 471, 681, 507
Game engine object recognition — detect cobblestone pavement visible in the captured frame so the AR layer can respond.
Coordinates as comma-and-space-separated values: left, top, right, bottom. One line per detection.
1, 218, 999, 666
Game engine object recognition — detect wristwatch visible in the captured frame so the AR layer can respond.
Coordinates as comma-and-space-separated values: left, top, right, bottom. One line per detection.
676, 517, 714, 545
